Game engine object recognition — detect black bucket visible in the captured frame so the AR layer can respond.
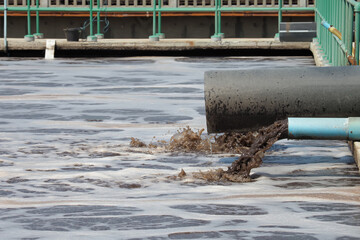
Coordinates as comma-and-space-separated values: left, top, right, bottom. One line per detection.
64, 28, 81, 42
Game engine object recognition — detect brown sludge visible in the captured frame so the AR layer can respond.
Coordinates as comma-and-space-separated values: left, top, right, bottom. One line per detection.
129, 120, 288, 182
129, 137, 147, 148
213, 119, 288, 182
165, 126, 258, 154
167, 127, 211, 152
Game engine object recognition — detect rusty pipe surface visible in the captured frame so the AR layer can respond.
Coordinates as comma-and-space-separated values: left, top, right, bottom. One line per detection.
204, 66, 360, 133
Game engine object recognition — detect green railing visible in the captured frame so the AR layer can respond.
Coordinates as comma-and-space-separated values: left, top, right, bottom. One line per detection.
1, 0, 315, 42
315, 0, 360, 65
4, 1, 359, 66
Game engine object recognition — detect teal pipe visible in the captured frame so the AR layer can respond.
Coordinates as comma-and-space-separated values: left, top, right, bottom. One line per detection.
321, 20, 331, 29
321, 20, 342, 40
219, 117, 360, 164
288, 118, 360, 140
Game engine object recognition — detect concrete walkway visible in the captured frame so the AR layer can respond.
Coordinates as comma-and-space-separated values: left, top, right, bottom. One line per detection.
1, 38, 310, 52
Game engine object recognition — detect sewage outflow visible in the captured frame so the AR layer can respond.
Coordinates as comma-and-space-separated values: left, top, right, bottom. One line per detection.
0, 57, 359, 239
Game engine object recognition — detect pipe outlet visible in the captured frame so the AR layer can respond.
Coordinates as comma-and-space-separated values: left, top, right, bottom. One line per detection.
288, 117, 360, 140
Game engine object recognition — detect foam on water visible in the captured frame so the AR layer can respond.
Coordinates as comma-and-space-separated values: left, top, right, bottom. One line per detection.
0, 56, 360, 239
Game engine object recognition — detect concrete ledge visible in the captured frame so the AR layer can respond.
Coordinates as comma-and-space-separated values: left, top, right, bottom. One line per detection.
349, 141, 360, 172
0, 38, 311, 52
310, 39, 331, 67
355, 143, 360, 171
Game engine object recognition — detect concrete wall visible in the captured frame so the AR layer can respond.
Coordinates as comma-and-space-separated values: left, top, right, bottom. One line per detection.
0, 16, 313, 39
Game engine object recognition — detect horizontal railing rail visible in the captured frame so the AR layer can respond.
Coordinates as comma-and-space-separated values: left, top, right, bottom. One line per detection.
1, 1, 358, 66
0, 0, 315, 8
315, 0, 360, 65
0, 0, 315, 43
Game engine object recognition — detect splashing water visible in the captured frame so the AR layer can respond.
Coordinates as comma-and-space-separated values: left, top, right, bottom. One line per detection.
130, 120, 288, 182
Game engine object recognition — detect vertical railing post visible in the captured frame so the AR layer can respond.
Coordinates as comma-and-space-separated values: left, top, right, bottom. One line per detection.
24, 0, 34, 41
215, 0, 218, 35
211, 0, 221, 41
149, 0, 159, 41
157, 0, 165, 39
87, 0, 97, 41
331, 0, 334, 64
90, 0, 93, 36
3, 0, 7, 53
96, 0, 104, 39
299, 0, 306, 7
355, 10, 360, 64
316, 0, 359, 66
153, 0, 156, 35
218, 0, 223, 39
345, 2, 352, 55
34, 0, 44, 39
278, 0, 283, 34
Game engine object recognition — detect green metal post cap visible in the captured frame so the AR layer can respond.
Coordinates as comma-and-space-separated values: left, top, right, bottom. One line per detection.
95, 33, 104, 39
149, 35, 160, 41
156, 33, 165, 39
218, 33, 225, 39
33, 33, 44, 39
24, 35, 35, 42
87, 35, 98, 42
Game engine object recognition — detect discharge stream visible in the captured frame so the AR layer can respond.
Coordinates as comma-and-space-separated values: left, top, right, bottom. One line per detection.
0, 57, 359, 239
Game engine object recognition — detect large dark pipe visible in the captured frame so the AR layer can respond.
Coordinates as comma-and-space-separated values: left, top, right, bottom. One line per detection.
205, 66, 360, 133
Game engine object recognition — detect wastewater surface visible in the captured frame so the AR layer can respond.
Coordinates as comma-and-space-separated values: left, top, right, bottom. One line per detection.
0, 56, 359, 239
